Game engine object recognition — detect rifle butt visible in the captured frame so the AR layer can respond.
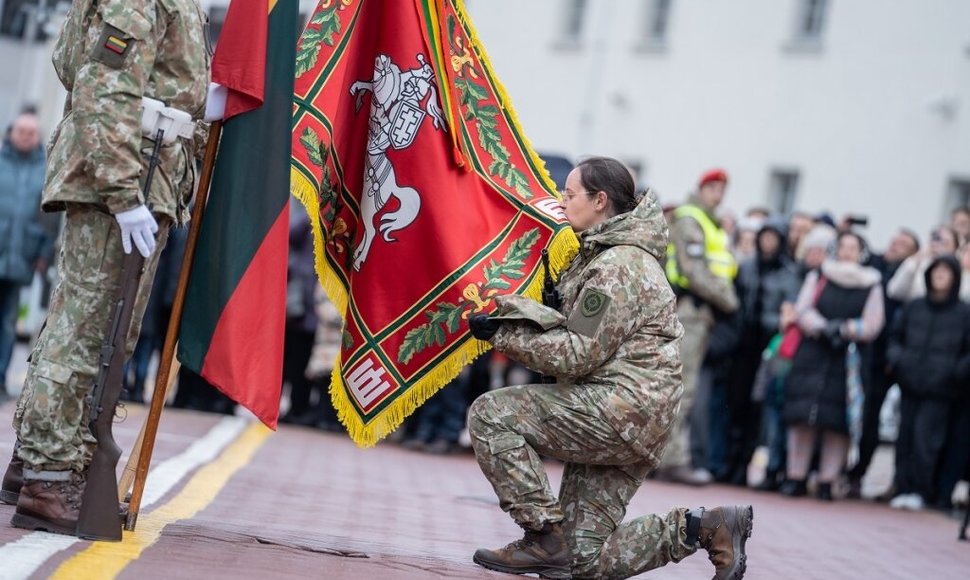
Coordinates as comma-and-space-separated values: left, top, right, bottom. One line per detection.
76, 439, 123, 541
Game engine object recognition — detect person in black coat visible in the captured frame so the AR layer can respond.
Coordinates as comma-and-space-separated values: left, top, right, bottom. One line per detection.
280, 205, 322, 425
886, 255, 970, 511
692, 308, 742, 478
722, 220, 801, 485
781, 231, 884, 500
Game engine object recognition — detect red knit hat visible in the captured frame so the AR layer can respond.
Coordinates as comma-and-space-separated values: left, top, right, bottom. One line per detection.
698, 168, 728, 188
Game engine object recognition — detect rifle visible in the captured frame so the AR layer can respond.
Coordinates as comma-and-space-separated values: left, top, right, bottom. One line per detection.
540, 249, 562, 385
76, 125, 165, 541
76, 251, 145, 540
541, 249, 562, 311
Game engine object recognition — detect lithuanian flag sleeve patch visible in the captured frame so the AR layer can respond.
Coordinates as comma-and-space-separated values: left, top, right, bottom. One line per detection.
104, 35, 128, 54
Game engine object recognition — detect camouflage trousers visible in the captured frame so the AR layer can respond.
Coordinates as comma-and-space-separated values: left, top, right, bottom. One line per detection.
13, 204, 169, 479
468, 384, 696, 579
659, 297, 713, 468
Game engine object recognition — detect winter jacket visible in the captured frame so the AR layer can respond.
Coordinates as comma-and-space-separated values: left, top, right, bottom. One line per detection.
490, 190, 684, 466
735, 228, 802, 337
733, 225, 802, 400
784, 260, 884, 433
0, 142, 49, 285
888, 256, 970, 401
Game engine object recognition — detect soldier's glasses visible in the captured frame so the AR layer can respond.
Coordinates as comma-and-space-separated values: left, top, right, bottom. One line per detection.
560, 189, 593, 201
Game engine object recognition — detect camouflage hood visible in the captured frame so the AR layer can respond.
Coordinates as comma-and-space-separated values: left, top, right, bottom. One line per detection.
578, 189, 669, 263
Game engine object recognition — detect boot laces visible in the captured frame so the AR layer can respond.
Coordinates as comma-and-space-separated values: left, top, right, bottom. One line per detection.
500, 529, 544, 553
699, 513, 728, 566
57, 481, 82, 508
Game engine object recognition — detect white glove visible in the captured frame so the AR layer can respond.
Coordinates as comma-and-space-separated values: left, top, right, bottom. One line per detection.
204, 82, 228, 122
115, 205, 159, 258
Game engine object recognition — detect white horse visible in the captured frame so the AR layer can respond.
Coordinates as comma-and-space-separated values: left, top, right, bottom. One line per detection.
349, 54, 444, 271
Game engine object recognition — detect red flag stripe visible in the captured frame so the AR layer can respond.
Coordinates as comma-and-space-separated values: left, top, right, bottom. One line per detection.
199, 204, 290, 429
211, 0, 270, 118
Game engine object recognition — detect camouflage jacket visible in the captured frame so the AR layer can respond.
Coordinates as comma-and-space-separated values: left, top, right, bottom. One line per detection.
668, 195, 739, 314
489, 191, 685, 461
43, 0, 211, 221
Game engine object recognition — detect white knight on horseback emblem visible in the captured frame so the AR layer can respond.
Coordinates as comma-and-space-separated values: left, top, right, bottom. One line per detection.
349, 53, 446, 271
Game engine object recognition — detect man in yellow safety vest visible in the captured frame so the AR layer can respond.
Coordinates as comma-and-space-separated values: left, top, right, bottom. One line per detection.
658, 168, 739, 486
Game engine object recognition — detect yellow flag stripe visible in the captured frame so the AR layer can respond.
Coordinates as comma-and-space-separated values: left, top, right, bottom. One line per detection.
49, 423, 271, 580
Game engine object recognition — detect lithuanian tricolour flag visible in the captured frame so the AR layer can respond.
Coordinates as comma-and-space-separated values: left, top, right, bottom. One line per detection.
291, 0, 578, 446
178, 0, 299, 429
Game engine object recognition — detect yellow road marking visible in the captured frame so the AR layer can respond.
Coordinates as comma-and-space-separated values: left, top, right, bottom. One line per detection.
50, 423, 271, 580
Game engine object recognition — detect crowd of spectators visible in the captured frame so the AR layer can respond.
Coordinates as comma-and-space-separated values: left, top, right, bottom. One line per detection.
4, 111, 965, 518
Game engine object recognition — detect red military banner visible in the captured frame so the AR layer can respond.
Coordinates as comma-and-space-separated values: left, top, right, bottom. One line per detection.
290, 0, 577, 446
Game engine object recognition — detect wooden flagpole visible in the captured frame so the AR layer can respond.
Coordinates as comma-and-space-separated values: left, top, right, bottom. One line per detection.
121, 121, 223, 531
117, 357, 180, 503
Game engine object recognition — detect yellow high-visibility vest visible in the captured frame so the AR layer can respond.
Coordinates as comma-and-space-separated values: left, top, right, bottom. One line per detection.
665, 204, 738, 290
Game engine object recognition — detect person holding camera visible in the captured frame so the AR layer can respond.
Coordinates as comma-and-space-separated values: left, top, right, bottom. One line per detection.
887, 225, 959, 302
780, 231, 884, 500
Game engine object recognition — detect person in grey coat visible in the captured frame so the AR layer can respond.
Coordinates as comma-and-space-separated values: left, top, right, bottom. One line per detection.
0, 112, 49, 402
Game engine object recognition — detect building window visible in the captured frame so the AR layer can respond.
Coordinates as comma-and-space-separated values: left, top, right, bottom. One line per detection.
559, 0, 588, 43
645, 0, 672, 43
796, 0, 828, 40
768, 169, 800, 216
0, 0, 61, 42
945, 177, 970, 217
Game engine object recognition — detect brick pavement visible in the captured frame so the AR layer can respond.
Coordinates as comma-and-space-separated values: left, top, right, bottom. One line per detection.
1, 337, 969, 578
118, 422, 970, 579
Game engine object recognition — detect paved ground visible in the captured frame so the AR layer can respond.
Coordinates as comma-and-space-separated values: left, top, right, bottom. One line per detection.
1, 342, 969, 579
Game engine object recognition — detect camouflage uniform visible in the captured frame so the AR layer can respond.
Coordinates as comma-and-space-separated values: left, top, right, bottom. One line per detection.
12, 0, 210, 480
660, 196, 738, 470
468, 192, 699, 578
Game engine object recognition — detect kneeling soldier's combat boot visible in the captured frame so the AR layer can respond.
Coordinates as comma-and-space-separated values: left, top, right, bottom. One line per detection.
473, 521, 571, 579
1, 452, 24, 505
686, 505, 754, 580
11, 473, 85, 536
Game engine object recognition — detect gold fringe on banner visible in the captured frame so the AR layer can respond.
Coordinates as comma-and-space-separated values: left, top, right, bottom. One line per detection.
290, 0, 579, 447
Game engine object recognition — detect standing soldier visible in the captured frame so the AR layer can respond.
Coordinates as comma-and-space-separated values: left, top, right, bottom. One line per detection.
659, 168, 739, 485
0, 0, 211, 536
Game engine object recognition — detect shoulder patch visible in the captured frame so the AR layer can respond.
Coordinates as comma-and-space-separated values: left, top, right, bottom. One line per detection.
567, 288, 612, 338
686, 243, 705, 258
581, 289, 607, 317
93, 24, 134, 68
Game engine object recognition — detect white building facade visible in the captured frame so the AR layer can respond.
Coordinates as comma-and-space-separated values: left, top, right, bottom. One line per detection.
1, 0, 967, 247
465, 0, 970, 248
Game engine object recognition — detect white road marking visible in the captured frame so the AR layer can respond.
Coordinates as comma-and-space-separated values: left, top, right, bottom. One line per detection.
0, 416, 249, 580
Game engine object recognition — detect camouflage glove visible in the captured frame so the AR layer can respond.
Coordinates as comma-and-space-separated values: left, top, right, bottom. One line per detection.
469, 314, 501, 341
115, 205, 159, 258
